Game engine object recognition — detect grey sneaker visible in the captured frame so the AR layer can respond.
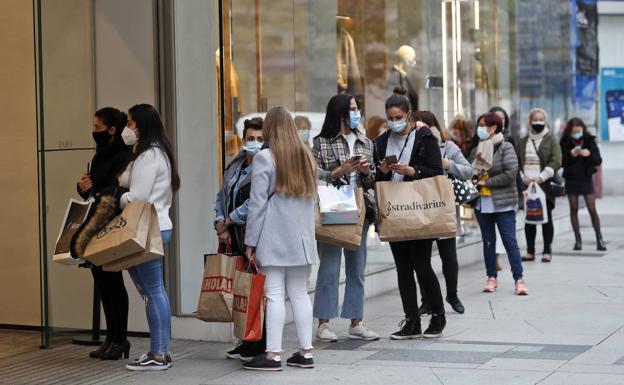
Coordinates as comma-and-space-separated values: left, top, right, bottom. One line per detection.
316, 323, 338, 342
349, 323, 379, 341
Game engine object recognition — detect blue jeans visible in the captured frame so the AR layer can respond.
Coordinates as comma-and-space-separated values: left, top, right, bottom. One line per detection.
128, 230, 172, 354
313, 221, 369, 320
475, 210, 524, 281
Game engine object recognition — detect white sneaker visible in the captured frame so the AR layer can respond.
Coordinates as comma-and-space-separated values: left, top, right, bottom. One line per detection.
349, 323, 380, 341
316, 323, 338, 342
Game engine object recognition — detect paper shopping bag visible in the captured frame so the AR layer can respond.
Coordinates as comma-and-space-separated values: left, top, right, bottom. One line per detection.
525, 183, 549, 225
53, 198, 93, 265
315, 186, 365, 250
317, 184, 360, 224
102, 205, 163, 271
233, 260, 266, 341
84, 200, 150, 266
376, 175, 457, 242
196, 252, 238, 322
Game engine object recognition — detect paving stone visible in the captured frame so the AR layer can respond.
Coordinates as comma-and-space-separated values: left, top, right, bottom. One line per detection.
364, 349, 498, 364
432, 367, 550, 385
479, 358, 567, 371
420, 342, 515, 353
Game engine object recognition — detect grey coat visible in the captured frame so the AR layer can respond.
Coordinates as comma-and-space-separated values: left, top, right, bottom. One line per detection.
441, 140, 472, 180
469, 141, 519, 208
244, 149, 318, 267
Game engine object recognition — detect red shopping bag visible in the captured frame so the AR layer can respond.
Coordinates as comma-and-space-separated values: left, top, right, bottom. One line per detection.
232, 257, 266, 342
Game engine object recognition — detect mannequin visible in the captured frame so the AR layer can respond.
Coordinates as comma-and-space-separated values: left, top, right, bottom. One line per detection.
385, 45, 419, 110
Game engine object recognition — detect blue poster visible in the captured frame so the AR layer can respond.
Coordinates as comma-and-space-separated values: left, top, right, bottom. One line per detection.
600, 68, 624, 142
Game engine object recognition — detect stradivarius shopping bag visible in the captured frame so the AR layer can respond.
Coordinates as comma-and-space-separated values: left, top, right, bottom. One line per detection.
525, 182, 549, 225
233, 257, 266, 342
196, 245, 238, 322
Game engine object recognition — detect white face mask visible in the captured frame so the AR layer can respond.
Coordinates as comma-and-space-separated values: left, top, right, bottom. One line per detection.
121, 126, 138, 146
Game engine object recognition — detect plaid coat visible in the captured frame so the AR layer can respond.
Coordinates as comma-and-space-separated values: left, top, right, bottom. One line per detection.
312, 130, 377, 221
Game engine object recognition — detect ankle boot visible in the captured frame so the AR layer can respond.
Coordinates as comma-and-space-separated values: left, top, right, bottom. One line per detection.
573, 232, 582, 251
100, 340, 130, 360
596, 233, 607, 251
89, 338, 111, 358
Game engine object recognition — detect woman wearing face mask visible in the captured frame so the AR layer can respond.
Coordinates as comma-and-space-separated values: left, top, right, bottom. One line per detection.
517, 108, 562, 263
410, 111, 471, 316
119, 104, 181, 371
215, 118, 267, 361
77, 107, 132, 360
470, 113, 527, 295
312, 94, 379, 343
374, 86, 446, 339
560, 117, 606, 251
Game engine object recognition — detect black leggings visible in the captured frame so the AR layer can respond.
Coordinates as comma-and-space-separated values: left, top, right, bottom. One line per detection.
420, 238, 459, 304
525, 199, 555, 254
390, 239, 444, 318
568, 194, 602, 236
91, 267, 129, 343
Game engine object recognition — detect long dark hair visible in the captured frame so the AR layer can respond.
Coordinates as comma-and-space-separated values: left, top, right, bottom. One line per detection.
316, 94, 353, 139
129, 104, 181, 192
410, 110, 445, 142
95, 107, 127, 139
488, 106, 509, 130
564, 117, 588, 138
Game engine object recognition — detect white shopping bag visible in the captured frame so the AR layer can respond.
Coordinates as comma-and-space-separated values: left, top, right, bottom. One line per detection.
317, 184, 360, 224
524, 182, 549, 225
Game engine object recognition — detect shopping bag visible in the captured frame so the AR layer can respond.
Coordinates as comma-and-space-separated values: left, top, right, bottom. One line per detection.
315, 186, 365, 250
525, 183, 549, 225
101, 205, 163, 271
317, 184, 360, 224
233, 259, 266, 341
450, 177, 479, 204
83, 200, 151, 266
53, 198, 93, 265
196, 250, 238, 322
376, 175, 457, 242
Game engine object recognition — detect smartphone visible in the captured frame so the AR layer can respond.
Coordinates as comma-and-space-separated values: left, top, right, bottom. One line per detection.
87, 162, 91, 173
349, 155, 362, 163
384, 155, 398, 165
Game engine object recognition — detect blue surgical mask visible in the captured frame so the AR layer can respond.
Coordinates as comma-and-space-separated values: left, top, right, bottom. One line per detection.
477, 126, 490, 141
349, 110, 361, 129
571, 131, 583, 140
244, 140, 262, 157
388, 119, 407, 134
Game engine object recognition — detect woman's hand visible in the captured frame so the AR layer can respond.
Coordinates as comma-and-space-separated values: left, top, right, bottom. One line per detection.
245, 246, 256, 262
217, 229, 231, 244
378, 160, 391, 175
522, 177, 533, 186
580, 149, 591, 157
442, 156, 450, 170
331, 161, 358, 180
355, 158, 371, 175
78, 173, 93, 193
571, 147, 580, 157
477, 179, 487, 187
389, 162, 416, 177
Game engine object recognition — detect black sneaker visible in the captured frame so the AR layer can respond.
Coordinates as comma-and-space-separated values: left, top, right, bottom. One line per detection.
286, 352, 314, 369
446, 296, 465, 314
390, 318, 422, 340
423, 313, 446, 338
226, 341, 245, 360
243, 353, 282, 371
419, 302, 431, 316
126, 352, 169, 371
240, 341, 266, 362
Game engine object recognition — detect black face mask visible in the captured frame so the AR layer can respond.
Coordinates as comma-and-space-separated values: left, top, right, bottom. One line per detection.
531, 122, 546, 133
93, 131, 112, 147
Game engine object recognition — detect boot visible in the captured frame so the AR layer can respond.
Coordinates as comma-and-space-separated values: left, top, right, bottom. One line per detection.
89, 338, 111, 359
596, 233, 607, 251
100, 340, 130, 360
573, 232, 582, 251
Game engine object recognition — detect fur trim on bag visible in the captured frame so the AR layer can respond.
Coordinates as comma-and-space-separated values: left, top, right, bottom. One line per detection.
71, 195, 118, 259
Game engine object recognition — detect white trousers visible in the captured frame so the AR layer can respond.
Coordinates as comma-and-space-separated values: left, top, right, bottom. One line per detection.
263, 265, 313, 353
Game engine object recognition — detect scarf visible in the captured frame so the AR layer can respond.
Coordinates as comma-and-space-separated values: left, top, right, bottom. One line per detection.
472, 132, 504, 172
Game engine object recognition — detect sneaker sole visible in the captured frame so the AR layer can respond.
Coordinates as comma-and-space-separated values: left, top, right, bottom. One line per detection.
243, 366, 282, 371
239, 356, 255, 363
287, 363, 315, 368
348, 334, 380, 341
389, 334, 421, 340
225, 353, 241, 360
125, 365, 169, 371
423, 333, 442, 338
316, 337, 338, 342
515, 291, 528, 296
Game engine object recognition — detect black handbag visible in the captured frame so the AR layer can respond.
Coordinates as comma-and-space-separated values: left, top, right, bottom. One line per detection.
542, 174, 565, 197
450, 177, 480, 204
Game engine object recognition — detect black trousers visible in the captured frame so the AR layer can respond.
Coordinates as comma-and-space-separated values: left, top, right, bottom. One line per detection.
420, 238, 459, 304
389, 239, 444, 319
91, 267, 129, 343
525, 199, 555, 254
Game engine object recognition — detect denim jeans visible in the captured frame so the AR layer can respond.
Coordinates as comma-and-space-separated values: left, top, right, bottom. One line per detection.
475, 210, 524, 281
128, 230, 172, 354
313, 221, 369, 320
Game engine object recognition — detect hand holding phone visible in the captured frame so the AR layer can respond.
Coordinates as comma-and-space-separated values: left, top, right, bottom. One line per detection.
349, 155, 362, 164
384, 155, 398, 165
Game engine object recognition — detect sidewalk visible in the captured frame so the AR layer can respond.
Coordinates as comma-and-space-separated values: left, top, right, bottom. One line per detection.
2, 197, 624, 385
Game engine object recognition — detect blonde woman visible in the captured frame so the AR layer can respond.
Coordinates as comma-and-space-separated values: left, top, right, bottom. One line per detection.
244, 107, 318, 371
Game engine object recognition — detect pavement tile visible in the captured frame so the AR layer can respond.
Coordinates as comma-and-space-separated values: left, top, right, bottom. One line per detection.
538, 372, 624, 385
432, 368, 550, 385
364, 349, 498, 364
479, 358, 567, 371
419, 342, 515, 353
